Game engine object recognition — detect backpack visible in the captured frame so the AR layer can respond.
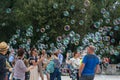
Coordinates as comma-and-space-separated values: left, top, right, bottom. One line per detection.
46, 60, 55, 73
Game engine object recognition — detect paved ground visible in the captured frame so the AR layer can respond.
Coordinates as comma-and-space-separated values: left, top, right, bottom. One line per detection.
39, 75, 120, 80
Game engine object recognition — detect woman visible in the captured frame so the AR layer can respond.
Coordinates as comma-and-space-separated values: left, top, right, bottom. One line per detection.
50, 51, 61, 80
13, 48, 34, 80
66, 51, 81, 80
29, 48, 40, 80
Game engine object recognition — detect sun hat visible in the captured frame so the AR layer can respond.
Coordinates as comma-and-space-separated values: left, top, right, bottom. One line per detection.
0, 41, 9, 53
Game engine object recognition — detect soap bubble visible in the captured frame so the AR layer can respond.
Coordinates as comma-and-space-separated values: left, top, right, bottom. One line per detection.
6, 8, 11, 13
40, 28, 45, 33
79, 20, 84, 25
74, 34, 80, 40
13, 40, 17, 45
56, 36, 62, 42
63, 11, 69, 17
2, 23, 6, 27
53, 3, 58, 9
84, 0, 90, 7
69, 31, 75, 37
109, 31, 114, 36
74, 41, 79, 45
94, 22, 101, 28
71, 20, 75, 24
111, 39, 115, 43
103, 12, 110, 18
45, 25, 50, 29
114, 26, 119, 31
63, 39, 69, 45
70, 5, 75, 10
105, 19, 110, 24
36, 29, 39, 32
81, 8, 86, 13
64, 25, 70, 31
101, 8, 106, 14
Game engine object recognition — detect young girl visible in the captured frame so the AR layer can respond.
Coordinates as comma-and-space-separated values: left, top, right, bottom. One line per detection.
29, 48, 40, 80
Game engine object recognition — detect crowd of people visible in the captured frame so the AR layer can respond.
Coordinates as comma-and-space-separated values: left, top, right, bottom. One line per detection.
0, 41, 100, 80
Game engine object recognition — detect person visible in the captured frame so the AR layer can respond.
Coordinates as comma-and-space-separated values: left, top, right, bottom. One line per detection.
57, 49, 63, 65
0, 41, 12, 80
38, 49, 47, 80
29, 48, 39, 80
50, 51, 61, 80
13, 48, 34, 80
66, 51, 81, 80
79, 45, 100, 80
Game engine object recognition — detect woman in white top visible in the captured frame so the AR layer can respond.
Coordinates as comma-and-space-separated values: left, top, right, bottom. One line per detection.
66, 51, 81, 80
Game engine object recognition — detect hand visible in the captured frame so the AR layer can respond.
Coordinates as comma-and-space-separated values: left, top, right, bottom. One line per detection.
66, 53, 69, 58
9, 68, 13, 72
78, 72, 81, 77
29, 66, 34, 69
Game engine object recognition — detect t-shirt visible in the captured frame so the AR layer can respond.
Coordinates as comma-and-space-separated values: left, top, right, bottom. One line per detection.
13, 59, 27, 80
82, 54, 99, 75
70, 58, 81, 69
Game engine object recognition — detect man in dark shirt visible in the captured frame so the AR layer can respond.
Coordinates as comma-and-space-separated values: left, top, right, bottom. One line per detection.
0, 42, 12, 80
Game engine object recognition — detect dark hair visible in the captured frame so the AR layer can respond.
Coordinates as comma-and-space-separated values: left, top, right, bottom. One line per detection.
54, 52, 58, 57
18, 48, 25, 57
30, 47, 36, 56
73, 51, 78, 57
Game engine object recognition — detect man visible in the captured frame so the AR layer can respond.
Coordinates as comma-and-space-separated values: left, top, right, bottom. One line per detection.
0, 42, 12, 80
79, 45, 100, 80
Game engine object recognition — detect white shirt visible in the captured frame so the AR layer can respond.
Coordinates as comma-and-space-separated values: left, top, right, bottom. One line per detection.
69, 58, 81, 69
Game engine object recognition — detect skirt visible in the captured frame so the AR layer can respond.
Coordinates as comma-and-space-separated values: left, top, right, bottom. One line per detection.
30, 65, 39, 80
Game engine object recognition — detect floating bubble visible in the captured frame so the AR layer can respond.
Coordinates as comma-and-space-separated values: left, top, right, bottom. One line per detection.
70, 5, 75, 10
101, 8, 106, 14
36, 29, 39, 32
64, 25, 70, 31
45, 25, 50, 29
79, 20, 84, 25
23, 39, 27, 43
114, 26, 119, 31
105, 19, 110, 24
84, 0, 90, 7
103, 36, 110, 41
114, 50, 119, 56
16, 29, 20, 34
40, 28, 45, 33
56, 36, 62, 42
113, 19, 119, 25
63, 11, 69, 17
109, 31, 114, 36
99, 19, 104, 23
13, 40, 17, 45
103, 11, 110, 18
111, 39, 115, 43
2, 23, 6, 27
94, 22, 101, 28
69, 31, 75, 37
63, 39, 69, 45
71, 20, 75, 24
74, 41, 79, 45
53, 3, 58, 9
6, 8, 11, 13
74, 34, 80, 40
81, 8, 86, 13
117, 46, 120, 49
45, 37, 49, 41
